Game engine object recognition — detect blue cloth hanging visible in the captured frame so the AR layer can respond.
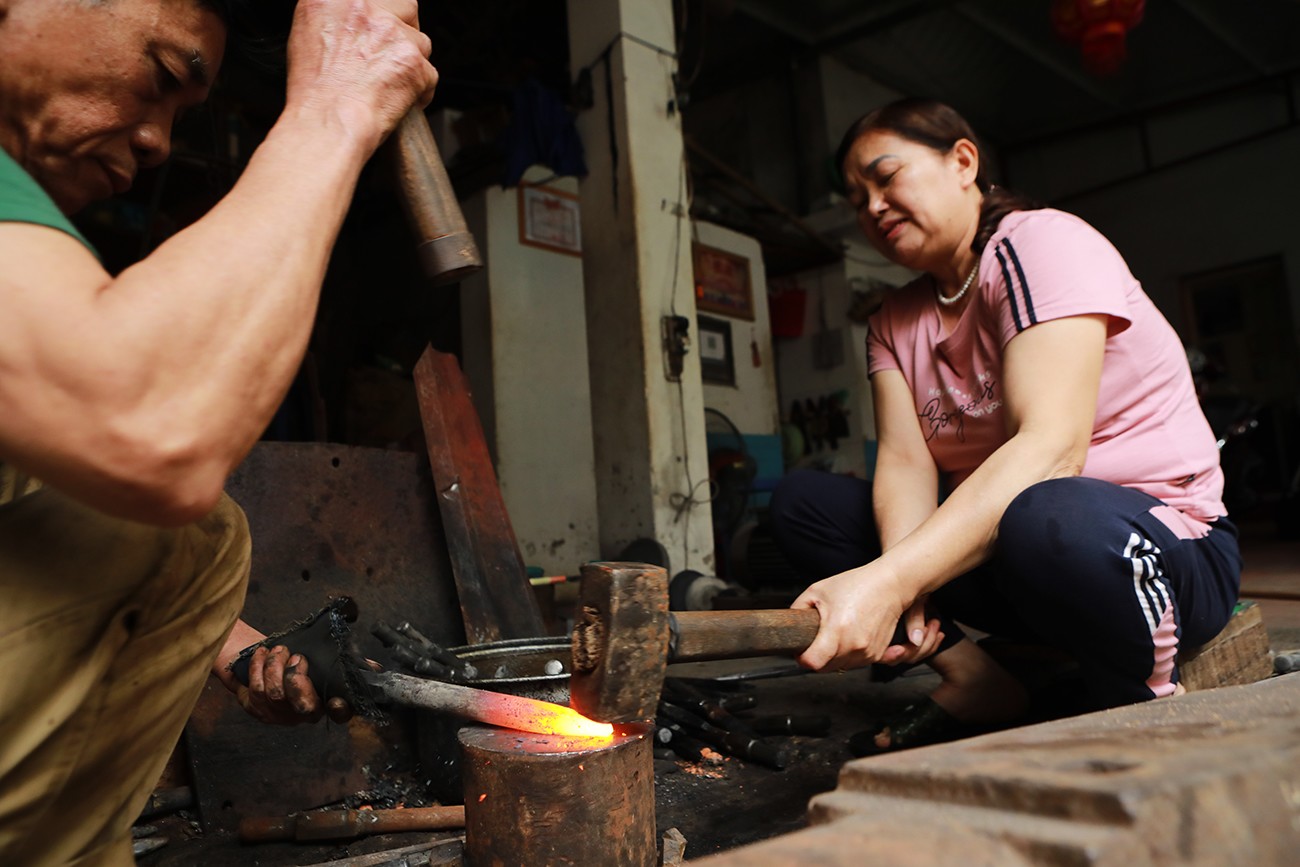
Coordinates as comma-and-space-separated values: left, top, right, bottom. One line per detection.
500, 78, 587, 187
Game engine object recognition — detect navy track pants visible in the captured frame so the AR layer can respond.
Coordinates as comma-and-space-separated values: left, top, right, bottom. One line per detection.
769, 470, 1242, 710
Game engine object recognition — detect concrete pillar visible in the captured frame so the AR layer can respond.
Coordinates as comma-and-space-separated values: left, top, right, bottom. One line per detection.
567, 0, 715, 573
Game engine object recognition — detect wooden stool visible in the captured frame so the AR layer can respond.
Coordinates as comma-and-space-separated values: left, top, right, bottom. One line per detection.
1180, 600, 1274, 690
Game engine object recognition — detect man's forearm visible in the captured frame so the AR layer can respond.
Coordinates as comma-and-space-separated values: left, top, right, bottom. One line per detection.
34, 112, 377, 522
211, 619, 267, 691
107, 111, 370, 450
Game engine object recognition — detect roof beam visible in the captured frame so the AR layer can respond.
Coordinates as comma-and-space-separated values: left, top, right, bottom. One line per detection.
954, 5, 1120, 107
816, 0, 965, 52
734, 0, 959, 50
1174, 0, 1270, 75
731, 0, 820, 44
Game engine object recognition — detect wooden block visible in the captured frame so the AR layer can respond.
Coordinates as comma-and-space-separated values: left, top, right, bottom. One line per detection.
1179, 600, 1274, 691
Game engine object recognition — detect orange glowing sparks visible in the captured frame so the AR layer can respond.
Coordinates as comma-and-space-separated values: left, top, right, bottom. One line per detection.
478, 794, 487, 803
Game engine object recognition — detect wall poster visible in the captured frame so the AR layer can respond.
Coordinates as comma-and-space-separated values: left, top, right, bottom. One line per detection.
518, 183, 582, 256
693, 243, 754, 320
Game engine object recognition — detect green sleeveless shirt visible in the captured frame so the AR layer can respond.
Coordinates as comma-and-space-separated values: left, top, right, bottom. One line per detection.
0, 148, 95, 250
0, 148, 98, 503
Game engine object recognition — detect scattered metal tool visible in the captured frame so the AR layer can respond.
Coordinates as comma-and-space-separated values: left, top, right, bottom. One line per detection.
295, 837, 465, 867
746, 713, 832, 737
658, 702, 790, 769
651, 676, 827, 770
135, 786, 193, 822
1274, 649, 1300, 674
131, 836, 168, 857
371, 620, 477, 681
231, 597, 610, 737
397, 621, 478, 676
662, 678, 761, 736
656, 719, 720, 765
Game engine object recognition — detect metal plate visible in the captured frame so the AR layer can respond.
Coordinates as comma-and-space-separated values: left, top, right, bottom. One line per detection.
450, 636, 573, 705
413, 348, 546, 643
185, 442, 466, 832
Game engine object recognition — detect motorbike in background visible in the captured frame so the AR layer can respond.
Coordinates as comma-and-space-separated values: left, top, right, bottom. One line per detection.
1188, 347, 1269, 519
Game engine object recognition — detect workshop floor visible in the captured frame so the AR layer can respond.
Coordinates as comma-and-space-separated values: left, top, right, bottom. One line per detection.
137, 527, 1299, 866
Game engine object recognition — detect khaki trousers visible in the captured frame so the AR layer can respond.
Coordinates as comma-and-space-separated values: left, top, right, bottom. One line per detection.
0, 476, 250, 866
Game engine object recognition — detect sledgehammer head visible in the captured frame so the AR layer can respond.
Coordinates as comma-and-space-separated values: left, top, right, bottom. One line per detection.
569, 561, 671, 724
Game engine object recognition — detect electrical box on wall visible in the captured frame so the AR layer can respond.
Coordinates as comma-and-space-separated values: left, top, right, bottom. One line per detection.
662, 315, 691, 382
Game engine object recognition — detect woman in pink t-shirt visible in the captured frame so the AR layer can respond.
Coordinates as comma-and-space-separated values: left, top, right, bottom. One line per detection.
770, 98, 1240, 754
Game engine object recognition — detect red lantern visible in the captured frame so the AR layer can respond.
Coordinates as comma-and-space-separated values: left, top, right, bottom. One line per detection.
1052, 0, 1145, 76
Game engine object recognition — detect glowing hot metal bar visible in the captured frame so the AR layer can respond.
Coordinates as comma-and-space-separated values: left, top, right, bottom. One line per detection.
363, 670, 614, 739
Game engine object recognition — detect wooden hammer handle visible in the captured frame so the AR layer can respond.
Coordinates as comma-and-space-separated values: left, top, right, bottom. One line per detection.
669, 609, 821, 662
390, 108, 483, 284
239, 806, 465, 843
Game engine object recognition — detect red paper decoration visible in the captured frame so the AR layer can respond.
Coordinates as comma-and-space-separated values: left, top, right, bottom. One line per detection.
1052, 0, 1146, 76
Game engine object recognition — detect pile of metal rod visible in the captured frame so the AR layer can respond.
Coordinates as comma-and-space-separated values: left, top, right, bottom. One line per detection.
129, 785, 195, 858
653, 678, 830, 770
371, 623, 831, 773
371, 620, 478, 681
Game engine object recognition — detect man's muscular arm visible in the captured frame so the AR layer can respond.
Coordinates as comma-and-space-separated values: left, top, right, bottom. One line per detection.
0, 0, 436, 525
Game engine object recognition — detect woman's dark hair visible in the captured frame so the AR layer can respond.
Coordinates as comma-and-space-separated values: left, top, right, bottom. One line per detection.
835, 97, 1041, 254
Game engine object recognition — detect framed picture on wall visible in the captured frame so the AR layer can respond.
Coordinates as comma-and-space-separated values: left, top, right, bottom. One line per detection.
518, 183, 582, 256
697, 315, 736, 386
694, 243, 754, 320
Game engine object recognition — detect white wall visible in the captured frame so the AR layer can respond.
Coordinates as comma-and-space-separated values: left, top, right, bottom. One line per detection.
460, 167, 601, 575
772, 260, 866, 476
775, 222, 915, 477
687, 55, 914, 475
694, 221, 780, 436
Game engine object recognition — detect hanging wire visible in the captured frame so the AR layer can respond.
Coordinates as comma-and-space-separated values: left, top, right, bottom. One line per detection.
674, 0, 709, 93
665, 98, 718, 569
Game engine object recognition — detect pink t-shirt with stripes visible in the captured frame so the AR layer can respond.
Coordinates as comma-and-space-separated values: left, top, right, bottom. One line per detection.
866, 208, 1225, 530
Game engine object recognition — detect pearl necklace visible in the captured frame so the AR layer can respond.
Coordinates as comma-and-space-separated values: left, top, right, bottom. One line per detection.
936, 263, 979, 307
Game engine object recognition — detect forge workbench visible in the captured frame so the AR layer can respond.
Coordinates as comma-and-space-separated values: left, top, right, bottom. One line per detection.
143, 665, 920, 866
